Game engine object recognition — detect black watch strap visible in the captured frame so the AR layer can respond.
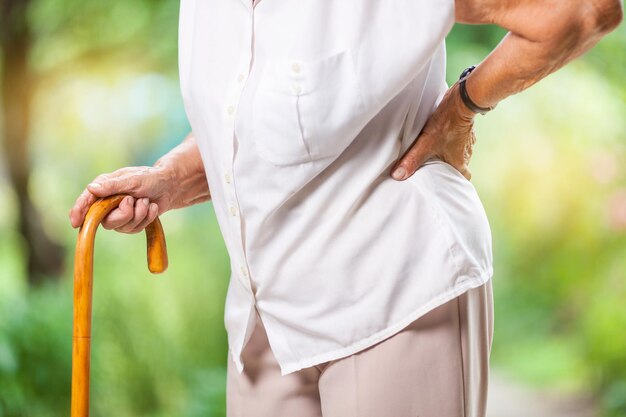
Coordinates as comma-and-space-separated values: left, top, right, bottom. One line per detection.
459, 66, 495, 115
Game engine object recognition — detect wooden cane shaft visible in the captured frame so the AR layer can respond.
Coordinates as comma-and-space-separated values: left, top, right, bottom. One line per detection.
70, 195, 168, 417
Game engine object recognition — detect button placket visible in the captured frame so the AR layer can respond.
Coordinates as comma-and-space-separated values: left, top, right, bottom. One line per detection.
224, 67, 247, 221
225, 64, 251, 120
288, 61, 303, 95
238, 261, 254, 293
224, 54, 256, 295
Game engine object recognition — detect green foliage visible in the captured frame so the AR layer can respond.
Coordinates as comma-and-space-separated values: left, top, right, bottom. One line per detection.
0, 281, 72, 417
1, 207, 230, 417
452, 22, 626, 414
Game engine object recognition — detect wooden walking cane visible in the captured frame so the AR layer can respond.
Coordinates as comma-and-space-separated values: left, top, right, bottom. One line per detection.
71, 194, 168, 417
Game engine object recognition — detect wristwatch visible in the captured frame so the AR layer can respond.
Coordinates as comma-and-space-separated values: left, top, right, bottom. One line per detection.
458, 66, 495, 115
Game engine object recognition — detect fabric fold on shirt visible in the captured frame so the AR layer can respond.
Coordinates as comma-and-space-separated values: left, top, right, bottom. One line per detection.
178, 0, 493, 376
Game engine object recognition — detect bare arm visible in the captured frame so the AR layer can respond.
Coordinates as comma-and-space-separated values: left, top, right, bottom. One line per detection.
69, 131, 210, 233
391, 0, 623, 181
456, 0, 623, 111
153, 131, 211, 209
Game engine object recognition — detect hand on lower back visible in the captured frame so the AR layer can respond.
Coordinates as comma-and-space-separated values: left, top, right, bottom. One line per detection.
391, 81, 477, 181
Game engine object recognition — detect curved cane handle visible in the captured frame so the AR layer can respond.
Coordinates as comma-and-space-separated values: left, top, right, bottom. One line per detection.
70, 194, 168, 417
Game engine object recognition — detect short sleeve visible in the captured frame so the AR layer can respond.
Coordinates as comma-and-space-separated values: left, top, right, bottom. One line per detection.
353, 0, 455, 111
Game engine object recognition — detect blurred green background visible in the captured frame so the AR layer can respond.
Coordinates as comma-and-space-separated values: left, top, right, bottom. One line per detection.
0, 1, 624, 416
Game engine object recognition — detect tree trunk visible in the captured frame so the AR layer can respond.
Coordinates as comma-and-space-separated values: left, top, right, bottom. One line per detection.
1, 0, 64, 286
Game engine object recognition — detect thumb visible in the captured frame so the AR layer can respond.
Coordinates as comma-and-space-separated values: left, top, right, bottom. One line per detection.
391, 131, 434, 181
87, 176, 140, 198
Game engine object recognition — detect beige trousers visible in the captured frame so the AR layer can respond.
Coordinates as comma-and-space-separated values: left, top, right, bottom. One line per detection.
227, 278, 494, 417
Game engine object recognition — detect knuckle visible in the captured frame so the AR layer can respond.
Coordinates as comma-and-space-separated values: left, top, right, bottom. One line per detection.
101, 221, 115, 230
130, 209, 147, 226
133, 209, 147, 224
122, 200, 135, 214
127, 176, 143, 192
108, 177, 125, 192
77, 192, 90, 206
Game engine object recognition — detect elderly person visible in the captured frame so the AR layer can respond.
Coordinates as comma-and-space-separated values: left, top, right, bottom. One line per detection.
69, 0, 622, 415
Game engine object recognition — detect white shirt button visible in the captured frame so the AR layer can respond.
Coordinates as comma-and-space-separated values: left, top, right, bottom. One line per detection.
291, 63, 301, 73
227, 105, 235, 115
240, 265, 248, 277
224, 173, 232, 184
229, 205, 238, 216
292, 84, 302, 94
237, 73, 245, 83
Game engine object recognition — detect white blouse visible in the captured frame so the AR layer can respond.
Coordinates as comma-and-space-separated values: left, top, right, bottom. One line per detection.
178, 0, 494, 376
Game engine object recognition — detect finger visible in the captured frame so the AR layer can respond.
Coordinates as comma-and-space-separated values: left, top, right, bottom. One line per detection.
101, 196, 135, 230
115, 198, 150, 233
135, 203, 159, 231
460, 165, 472, 181
87, 172, 142, 198
122, 202, 159, 234
391, 132, 436, 181
69, 188, 98, 228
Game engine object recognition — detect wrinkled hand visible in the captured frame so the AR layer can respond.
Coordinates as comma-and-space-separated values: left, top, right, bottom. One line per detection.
69, 166, 176, 234
391, 81, 477, 181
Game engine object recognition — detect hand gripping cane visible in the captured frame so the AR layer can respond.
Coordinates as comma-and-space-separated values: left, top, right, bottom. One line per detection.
70, 194, 168, 417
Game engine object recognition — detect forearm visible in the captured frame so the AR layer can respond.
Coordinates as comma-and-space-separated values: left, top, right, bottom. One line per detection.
390, 0, 622, 182
153, 131, 211, 209
455, 0, 623, 112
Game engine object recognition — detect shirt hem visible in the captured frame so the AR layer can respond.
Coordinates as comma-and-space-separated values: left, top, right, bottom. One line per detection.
231, 347, 245, 374
229, 299, 257, 375
277, 265, 493, 376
